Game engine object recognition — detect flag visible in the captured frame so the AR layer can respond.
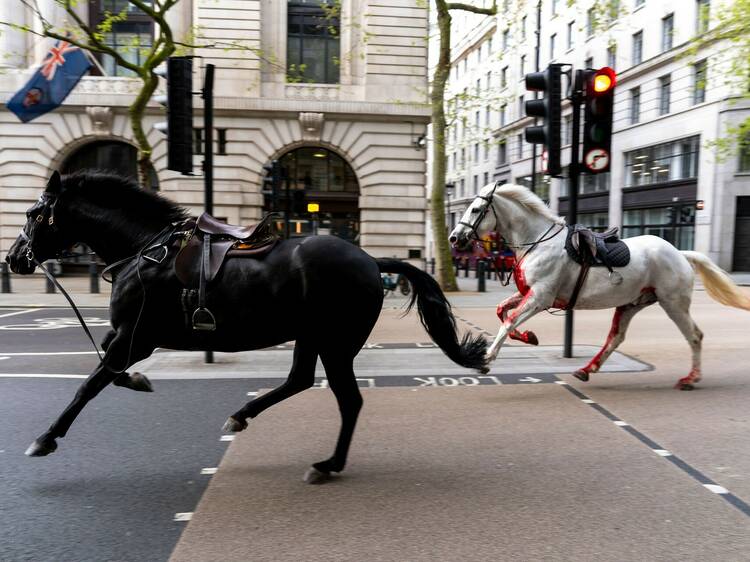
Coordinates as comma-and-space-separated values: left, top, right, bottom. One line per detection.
6, 40, 92, 123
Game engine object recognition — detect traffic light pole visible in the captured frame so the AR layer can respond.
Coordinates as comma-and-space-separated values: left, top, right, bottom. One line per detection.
563, 69, 584, 359
203, 63, 215, 365
530, 0, 542, 192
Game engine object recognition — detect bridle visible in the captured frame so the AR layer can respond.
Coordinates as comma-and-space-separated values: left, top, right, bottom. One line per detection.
458, 182, 500, 242
20, 191, 60, 265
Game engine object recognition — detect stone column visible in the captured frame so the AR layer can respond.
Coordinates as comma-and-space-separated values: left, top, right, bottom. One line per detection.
166, 0, 192, 45
0, 2, 27, 68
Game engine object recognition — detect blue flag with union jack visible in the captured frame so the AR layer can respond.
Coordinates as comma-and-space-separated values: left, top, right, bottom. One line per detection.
6, 40, 92, 123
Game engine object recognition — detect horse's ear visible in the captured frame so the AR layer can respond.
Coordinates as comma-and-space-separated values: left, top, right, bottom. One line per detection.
46, 170, 62, 194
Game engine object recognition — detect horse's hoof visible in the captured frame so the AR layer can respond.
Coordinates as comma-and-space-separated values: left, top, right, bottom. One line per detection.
303, 466, 332, 485
25, 438, 57, 457
222, 417, 247, 433
572, 370, 590, 382
525, 331, 539, 346
478, 366, 490, 374
128, 372, 154, 392
675, 382, 695, 391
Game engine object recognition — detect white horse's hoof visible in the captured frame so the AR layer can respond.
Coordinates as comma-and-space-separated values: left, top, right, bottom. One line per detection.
572, 370, 590, 382
222, 417, 247, 432
303, 466, 331, 485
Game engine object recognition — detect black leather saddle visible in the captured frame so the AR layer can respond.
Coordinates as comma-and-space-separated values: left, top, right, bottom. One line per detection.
565, 224, 630, 271
174, 213, 278, 330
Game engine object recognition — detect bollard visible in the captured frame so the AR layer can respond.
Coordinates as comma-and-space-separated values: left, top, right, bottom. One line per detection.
1, 262, 10, 293
454, 260, 460, 276
430, 257, 435, 275
487, 259, 493, 280
464, 260, 470, 278
45, 260, 56, 293
477, 260, 486, 292
89, 253, 100, 294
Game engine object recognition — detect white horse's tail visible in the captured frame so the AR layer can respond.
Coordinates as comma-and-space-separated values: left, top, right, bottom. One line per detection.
682, 251, 750, 310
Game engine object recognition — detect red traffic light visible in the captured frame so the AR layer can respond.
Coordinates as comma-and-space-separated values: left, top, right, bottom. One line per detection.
592, 67, 616, 94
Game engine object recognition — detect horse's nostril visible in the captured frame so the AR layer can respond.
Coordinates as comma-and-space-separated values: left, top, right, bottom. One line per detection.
449, 235, 457, 244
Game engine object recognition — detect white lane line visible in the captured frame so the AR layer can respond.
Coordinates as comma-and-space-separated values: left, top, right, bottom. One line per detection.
220, 435, 234, 442
614, 421, 630, 427
246, 391, 258, 397
554, 380, 568, 385
200, 467, 218, 475
0, 309, 40, 319
0, 373, 87, 379
173, 512, 193, 522
581, 399, 596, 404
704, 484, 729, 494
0, 351, 100, 356
653, 449, 673, 457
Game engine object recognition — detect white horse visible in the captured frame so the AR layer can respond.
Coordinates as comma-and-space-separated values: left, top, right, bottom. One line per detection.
449, 182, 750, 389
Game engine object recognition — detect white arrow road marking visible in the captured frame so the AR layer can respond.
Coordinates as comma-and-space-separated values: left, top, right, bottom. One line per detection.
519, 376, 541, 383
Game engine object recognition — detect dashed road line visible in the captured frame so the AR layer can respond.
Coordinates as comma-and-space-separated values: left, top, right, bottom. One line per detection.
200, 467, 218, 475
219, 435, 234, 442
0, 309, 40, 319
558, 380, 750, 518
173, 513, 193, 522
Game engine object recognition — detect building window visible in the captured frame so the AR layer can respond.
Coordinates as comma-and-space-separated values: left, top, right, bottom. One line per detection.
581, 171, 610, 194
500, 104, 507, 126
552, 0, 559, 15
459, 179, 465, 198
567, 21, 575, 50
485, 106, 491, 126
622, 205, 695, 250
693, 59, 707, 104
632, 30, 643, 66
739, 132, 750, 172
659, 74, 671, 115
578, 211, 610, 232
193, 128, 203, 155
89, 1, 154, 77
476, 79, 481, 97
518, 95, 525, 118
662, 13, 674, 52
550, 33, 556, 60
502, 29, 510, 50
522, 15, 527, 40
486, 71, 491, 90
484, 141, 490, 161
607, 44, 617, 69
460, 148, 466, 167
488, 37, 493, 53
217, 128, 228, 155
501, 66, 508, 88
634, 0, 645, 7
564, 113, 573, 145
630, 86, 641, 124
497, 140, 508, 165
474, 143, 479, 161
483, 171, 489, 185
475, 110, 480, 128
586, 7, 595, 36
517, 133, 524, 159
585, 56, 593, 69
520, 54, 526, 77
287, 0, 340, 84
696, 0, 710, 34
624, 136, 700, 187
516, 173, 551, 201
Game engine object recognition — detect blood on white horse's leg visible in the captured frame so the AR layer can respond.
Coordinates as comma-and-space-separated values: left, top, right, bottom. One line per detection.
487, 292, 545, 362
572, 296, 655, 382
496, 294, 539, 345
659, 299, 703, 390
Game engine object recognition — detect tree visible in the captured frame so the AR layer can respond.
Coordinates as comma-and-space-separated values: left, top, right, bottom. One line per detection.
431, 0, 497, 292
688, 0, 750, 159
2, 0, 182, 186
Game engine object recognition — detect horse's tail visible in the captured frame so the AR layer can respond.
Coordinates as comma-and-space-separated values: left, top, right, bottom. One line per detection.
682, 251, 750, 310
376, 258, 488, 371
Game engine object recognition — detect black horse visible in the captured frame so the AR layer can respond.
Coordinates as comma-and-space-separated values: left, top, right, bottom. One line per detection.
6, 170, 487, 481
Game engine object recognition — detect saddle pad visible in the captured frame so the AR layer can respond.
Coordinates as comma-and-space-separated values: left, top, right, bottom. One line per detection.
565, 226, 631, 268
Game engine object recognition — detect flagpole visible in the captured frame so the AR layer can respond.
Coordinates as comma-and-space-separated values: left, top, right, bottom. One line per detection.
83, 49, 107, 76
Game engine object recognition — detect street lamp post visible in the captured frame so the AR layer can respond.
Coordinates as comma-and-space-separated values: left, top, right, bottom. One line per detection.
445, 181, 455, 233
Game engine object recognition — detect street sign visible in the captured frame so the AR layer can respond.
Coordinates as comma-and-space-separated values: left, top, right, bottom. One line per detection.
584, 148, 609, 172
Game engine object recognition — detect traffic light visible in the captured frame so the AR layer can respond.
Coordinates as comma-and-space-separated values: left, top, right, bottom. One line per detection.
262, 160, 282, 211
154, 57, 193, 175
582, 66, 616, 174
524, 63, 563, 177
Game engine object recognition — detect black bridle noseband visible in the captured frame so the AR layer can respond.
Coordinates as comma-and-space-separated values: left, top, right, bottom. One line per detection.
458, 182, 501, 242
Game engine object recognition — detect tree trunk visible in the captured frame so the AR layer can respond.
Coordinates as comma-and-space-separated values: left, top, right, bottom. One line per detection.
129, 73, 159, 188
431, 0, 458, 292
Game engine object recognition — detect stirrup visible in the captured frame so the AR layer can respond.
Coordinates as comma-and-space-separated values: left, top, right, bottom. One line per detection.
192, 307, 217, 331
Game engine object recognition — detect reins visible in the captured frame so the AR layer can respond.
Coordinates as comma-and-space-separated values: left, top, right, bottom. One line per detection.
22, 191, 180, 373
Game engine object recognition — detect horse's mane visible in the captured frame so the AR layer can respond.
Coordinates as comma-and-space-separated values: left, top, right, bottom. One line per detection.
61, 170, 189, 228
491, 183, 565, 225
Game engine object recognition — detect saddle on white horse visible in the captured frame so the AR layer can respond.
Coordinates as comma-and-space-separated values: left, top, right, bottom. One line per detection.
565, 224, 630, 272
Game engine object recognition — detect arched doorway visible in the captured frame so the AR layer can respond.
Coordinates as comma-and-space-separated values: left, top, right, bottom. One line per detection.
264, 146, 360, 244
61, 140, 158, 189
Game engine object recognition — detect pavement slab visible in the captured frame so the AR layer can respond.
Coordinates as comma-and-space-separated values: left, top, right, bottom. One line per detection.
169, 386, 750, 562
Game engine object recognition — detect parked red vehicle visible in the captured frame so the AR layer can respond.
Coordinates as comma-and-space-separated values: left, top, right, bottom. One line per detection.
451, 232, 515, 275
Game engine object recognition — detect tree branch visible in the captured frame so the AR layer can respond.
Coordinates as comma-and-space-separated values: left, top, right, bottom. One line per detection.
446, 1, 497, 15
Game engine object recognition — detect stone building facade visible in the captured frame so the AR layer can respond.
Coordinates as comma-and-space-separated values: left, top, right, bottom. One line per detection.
0, 0, 430, 260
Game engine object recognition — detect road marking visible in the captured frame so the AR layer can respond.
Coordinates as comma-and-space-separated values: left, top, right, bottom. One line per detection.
220, 435, 234, 442
200, 468, 218, 475
653, 449, 673, 457
559, 383, 750, 518
246, 391, 258, 397
173, 512, 193, 522
0, 351, 100, 356
0, 309, 40, 319
0, 373, 87, 379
